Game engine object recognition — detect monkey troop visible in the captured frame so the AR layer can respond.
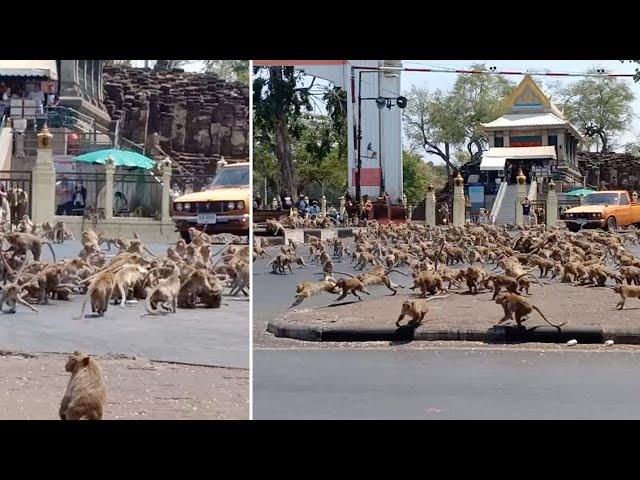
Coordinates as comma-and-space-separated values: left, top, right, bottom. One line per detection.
257, 217, 640, 328
0, 216, 249, 316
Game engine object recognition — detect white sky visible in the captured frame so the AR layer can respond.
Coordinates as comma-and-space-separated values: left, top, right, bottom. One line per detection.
402, 60, 640, 150
129, 60, 204, 72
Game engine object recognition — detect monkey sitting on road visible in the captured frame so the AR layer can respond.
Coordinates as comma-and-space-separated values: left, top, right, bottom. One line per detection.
59, 351, 107, 420
395, 294, 452, 327
494, 292, 566, 328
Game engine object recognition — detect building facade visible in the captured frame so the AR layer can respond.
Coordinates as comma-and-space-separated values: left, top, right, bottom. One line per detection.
477, 75, 583, 190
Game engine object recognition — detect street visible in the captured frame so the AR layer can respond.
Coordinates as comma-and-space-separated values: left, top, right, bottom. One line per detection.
253, 347, 640, 419
0, 240, 249, 368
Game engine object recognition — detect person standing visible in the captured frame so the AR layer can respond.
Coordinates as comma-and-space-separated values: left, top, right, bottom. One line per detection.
521, 196, 532, 228
45, 84, 60, 109
439, 202, 450, 225
361, 195, 373, 221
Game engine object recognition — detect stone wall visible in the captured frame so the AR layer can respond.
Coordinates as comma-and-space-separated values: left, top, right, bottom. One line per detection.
102, 66, 249, 176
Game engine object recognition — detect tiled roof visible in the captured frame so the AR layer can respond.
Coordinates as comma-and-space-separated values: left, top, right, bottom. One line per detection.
482, 112, 568, 128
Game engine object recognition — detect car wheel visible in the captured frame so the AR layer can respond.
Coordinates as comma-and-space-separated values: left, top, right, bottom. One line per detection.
606, 216, 617, 231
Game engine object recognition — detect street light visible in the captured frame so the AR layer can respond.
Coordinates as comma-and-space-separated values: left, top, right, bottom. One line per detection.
354, 69, 409, 202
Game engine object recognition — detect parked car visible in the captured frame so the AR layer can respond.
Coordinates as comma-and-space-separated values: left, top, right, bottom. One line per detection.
172, 162, 249, 241
561, 190, 640, 232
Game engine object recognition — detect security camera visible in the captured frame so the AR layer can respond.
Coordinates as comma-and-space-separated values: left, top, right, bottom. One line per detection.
396, 96, 408, 109
375, 97, 386, 109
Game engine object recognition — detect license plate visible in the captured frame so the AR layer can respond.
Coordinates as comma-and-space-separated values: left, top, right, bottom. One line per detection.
576, 219, 588, 224
197, 213, 217, 224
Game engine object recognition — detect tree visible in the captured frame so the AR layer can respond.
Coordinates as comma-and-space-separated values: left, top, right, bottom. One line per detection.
402, 150, 447, 204
154, 60, 191, 71
403, 64, 514, 180
202, 60, 249, 84
294, 115, 347, 203
253, 66, 313, 201
551, 70, 635, 153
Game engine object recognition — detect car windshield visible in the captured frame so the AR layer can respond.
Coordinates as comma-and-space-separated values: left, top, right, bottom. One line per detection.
211, 166, 249, 187
583, 193, 619, 205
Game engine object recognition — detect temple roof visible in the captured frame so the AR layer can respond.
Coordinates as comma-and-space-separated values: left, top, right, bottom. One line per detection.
481, 75, 583, 140
482, 112, 568, 128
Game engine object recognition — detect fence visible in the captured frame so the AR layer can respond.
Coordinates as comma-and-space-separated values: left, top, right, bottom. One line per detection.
20, 131, 114, 157
54, 172, 106, 216
113, 172, 163, 219
0, 170, 32, 220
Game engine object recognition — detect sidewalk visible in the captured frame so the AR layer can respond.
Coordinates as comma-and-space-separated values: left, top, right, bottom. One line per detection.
0, 352, 249, 419
268, 282, 638, 344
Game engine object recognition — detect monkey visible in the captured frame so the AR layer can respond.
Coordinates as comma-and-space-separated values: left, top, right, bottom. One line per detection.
0, 282, 38, 313
4, 232, 56, 262
59, 351, 107, 420
353, 251, 378, 270
395, 294, 452, 327
51, 221, 73, 243
322, 260, 334, 276
618, 266, 640, 286
290, 277, 340, 308
79, 271, 116, 318
112, 264, 148, 308
494, 292, 566, 328
265, 218, 285, 236
410, 271, 447, 297
228, 260, 249, 296
333, 277, 371, 302
462, 266, 485, 294
143, 264, 181, 315
529, 255, 556, 278
177, 270, 213, 309
612, 284, 640, 310
487, 274, 521, 299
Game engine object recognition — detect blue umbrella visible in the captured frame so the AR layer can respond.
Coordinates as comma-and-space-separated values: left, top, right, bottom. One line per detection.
565, 188, 596, 197
74, 148, 156, 170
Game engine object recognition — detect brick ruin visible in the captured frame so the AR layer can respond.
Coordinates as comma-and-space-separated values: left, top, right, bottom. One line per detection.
102, 65, 249, 177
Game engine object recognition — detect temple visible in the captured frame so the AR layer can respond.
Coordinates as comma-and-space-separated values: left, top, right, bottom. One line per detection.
463, 75, 584, 223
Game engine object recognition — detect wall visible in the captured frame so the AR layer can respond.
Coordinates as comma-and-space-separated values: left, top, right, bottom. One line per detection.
102, 66, 249, 176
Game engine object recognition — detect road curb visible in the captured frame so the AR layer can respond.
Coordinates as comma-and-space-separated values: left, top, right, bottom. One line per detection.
267, 320, 617, 344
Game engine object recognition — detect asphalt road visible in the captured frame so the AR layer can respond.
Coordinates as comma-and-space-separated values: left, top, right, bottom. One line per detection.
253, 243, 406, 347
0, 240, 249, 368
253, 348, 640, 419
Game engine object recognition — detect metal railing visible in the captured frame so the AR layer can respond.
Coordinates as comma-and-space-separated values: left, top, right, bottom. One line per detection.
55, 172, 106, 216
490, 181, 507, 224
0, 170, 33, 220
113, 172, 163, 219
20, 131, 115, 157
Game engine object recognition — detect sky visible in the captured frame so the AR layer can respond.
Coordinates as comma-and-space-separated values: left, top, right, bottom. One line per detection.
129, 60, 204, 72
401, 59, 640, 150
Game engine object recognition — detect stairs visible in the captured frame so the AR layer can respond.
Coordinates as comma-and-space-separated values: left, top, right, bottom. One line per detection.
495, 183, 521, 224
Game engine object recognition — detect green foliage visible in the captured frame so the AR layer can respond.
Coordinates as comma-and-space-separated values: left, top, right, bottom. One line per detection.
402, 150, 447, 204
551, 68, 635, 152
403, 64, 515, 178
252, 67, 313, 140
294, 115, 347, 203
202, 60, 249, 84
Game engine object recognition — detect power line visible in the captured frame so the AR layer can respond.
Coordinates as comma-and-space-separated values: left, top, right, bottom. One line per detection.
349, 62, 637, 79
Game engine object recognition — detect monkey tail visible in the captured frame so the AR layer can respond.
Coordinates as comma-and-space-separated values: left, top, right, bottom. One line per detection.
331, 271, 356, 278
78, 285, 92, 319
531, 305, 566, 328
41, 241, 56, 262
143, 290, 166, 316
385, 268, 409, 277
425, 293, 453, 302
